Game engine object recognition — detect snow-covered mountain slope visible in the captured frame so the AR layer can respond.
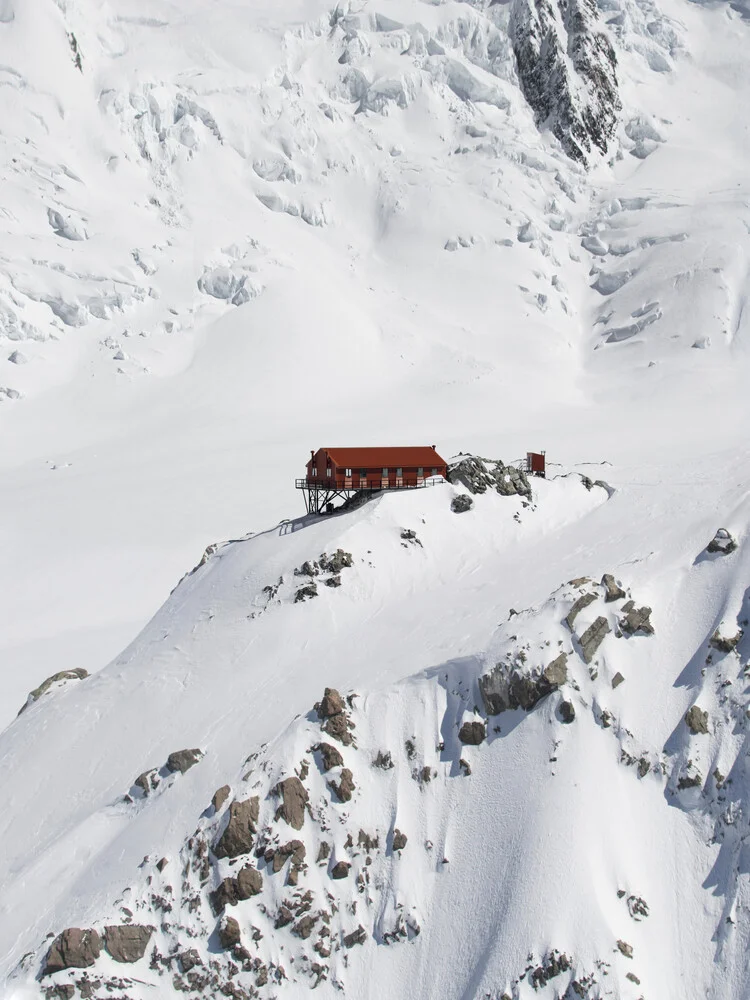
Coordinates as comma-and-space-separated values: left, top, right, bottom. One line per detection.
3, 462, 750, 999
2, 0, 750, 731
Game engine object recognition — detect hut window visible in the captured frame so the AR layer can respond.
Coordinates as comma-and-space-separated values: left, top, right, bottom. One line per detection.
382, 467, 388, 476
326, 467, 332, 477
311, 467, 317, 477
431, 467, 438, 475
360, 469, 366, 477
345, 468, 352, 477
418, 467, 423, 476
396, 467, 402, 477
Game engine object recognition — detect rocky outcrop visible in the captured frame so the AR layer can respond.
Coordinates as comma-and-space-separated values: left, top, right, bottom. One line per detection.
611, 671, 625, 689
218, 916, 241, 950
451, 494, 474, 513
447, 455, 531, 499
479, 652, 567, 715
44, 929, 101, 975
579, 616, 610, 663
18, 668, 88, 715
601, 574, 626, 602
331, 861, 351, 879
510, 0, 620, 164
213, 797, 260, 858
620, 606, 654, 636
103, 925, 153, 963
329, 768, 355, 803
166, 748, 203, 773
559, 700, 575, 723
458, 720, 486, 745
706, 528, 737, 555
211, 865, 264, 913
316, 687, 354, 746
212, 785, 230, 811
316, 742, 344, 772
275, 777, 309, 829
710, 629, 742, 654
565, 592, 596, 629
392, 829, 408, 852
685, 705, 709, 735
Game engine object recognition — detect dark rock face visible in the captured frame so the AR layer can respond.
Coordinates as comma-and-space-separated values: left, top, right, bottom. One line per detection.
620, 606, 654, 636
565, 592, 597, 629
211, 865, 264, 912
458, 720, 486, 745
275, 777, 309, 829
329, 767, 355, 803
294, 582, 318, 602
331, 861, 351, 879
179, 949, 202, 973
611, 671, 625, 689
316, 687, 354, 745
447, 455, 531, 498
392, 829, 408, 852
685, 705, 709, 735
601, 574, 626, 602
706, 528, 737, 555
218, 916, 241, 949
451, 494, 474, 513
479, 652, 567, 715
104, 925, 153, 963
293, 915, 317, 940
166, 748, 203, 774
317, 688, 346, 718
579, 616, 610, 662
213, 797, 260, 858
316, 742, 344, 772
212, 785, 231, 811
510, 0, 620, 164
44, 928, 101, 975
18, 668, 89, 715
271, 841, 306, 873
710, 629, 742, 654
344, 925, 367, 948
559, 700, 575, 723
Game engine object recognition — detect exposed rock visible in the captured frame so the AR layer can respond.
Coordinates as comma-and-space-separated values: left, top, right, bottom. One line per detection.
179, 949, 203, 973
294, 583, 318, 602
343, 925, 367, 948
479, 652, 567, 715
213, 797, 260, 858
601, 574, 626, 602
319, 549, 353, 573
451, 494, 474, 513
677, 772, 702, 790
616, 939, 633, 958
45, 986, 75, 1000
709, 629, 742, 654
18, 668, 88, 715
611, 672, 625, 689
373, 750, 394, 769
325, 574, 342, 588
620, 606, 654, 636
293, 915, 317, 939
626, 972, 641, 985
317, 688, 346, 718
447, 455, 531, 498
627, 895, 649, 920
685, 705, 709, 735
212, 785, 231, 812
459, 758, 472, 776
44, 928, 101, 975
329, 767, 355, 803
166, 748, 203, 774
392, 829, 408, 852
621, 600, 634, 613
510, 0, 620, 164
400, 528, 422, 546
316, 742, 344, 772
275, 777, 309, 830
134, 768, 159, 796
272, 841, 305, 873
316, 842, 331, 862
275, 906, 294, 929
706, 528, 737, 555
331, 861, 351, 879
458, 720, 486, 745
323, 711, 354, 745
104, 925, 153, 963
579, 616, 610, 663
529, 951, 571, 989
559, 700, 575, 724
218, 917, 241, 950
565, 592, 597, 629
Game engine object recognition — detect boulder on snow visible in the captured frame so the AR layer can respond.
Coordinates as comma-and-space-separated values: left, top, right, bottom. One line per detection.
103, 925, 153, 963
212, 785, 231, 812
316, 687, 355, 745
479, 652, 567, 715
213, 797, 260, 858
447, 454, 531, 499
275, 776, 309, 829
451, 494, 474, 513
579, 616, 610, 663
218, 916, 241, 950
559, 700, 575, 724
709, 629, 742, 654
331, 861, 351, 879
271, 840, 306, 873
344, 925, 367, 948
685, 705, 709, 735
458, 720, 486, 745
620, 606, 654, 636
611, 672, 625, 689
44, 928, 101, 975
178, 949, 203, 973
317, 687, 346, 717
565, 592, 597, 630
601, 574, 626, 602
18, 667, 88, 715
294, 582, 318, 602
166, 748, 203, 774
706, 528, 737, 555
617, 939, 633, 959
211, 865, 264, 912
329, 767, 355, 803
392, 829, 408, 852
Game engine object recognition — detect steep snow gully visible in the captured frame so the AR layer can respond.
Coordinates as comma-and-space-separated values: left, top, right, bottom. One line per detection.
4, 0, 750, 998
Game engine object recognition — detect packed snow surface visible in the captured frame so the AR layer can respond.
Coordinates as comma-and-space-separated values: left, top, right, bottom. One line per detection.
2, 0, 750, 996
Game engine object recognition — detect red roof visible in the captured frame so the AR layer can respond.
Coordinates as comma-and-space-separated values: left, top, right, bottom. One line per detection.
318, 446, 446, 468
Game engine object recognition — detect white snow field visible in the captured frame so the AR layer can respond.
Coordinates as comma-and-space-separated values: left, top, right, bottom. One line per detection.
2, 0, 750, 996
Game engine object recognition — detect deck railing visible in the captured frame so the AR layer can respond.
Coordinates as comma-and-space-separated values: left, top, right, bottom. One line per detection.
294, 477, 438, 491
